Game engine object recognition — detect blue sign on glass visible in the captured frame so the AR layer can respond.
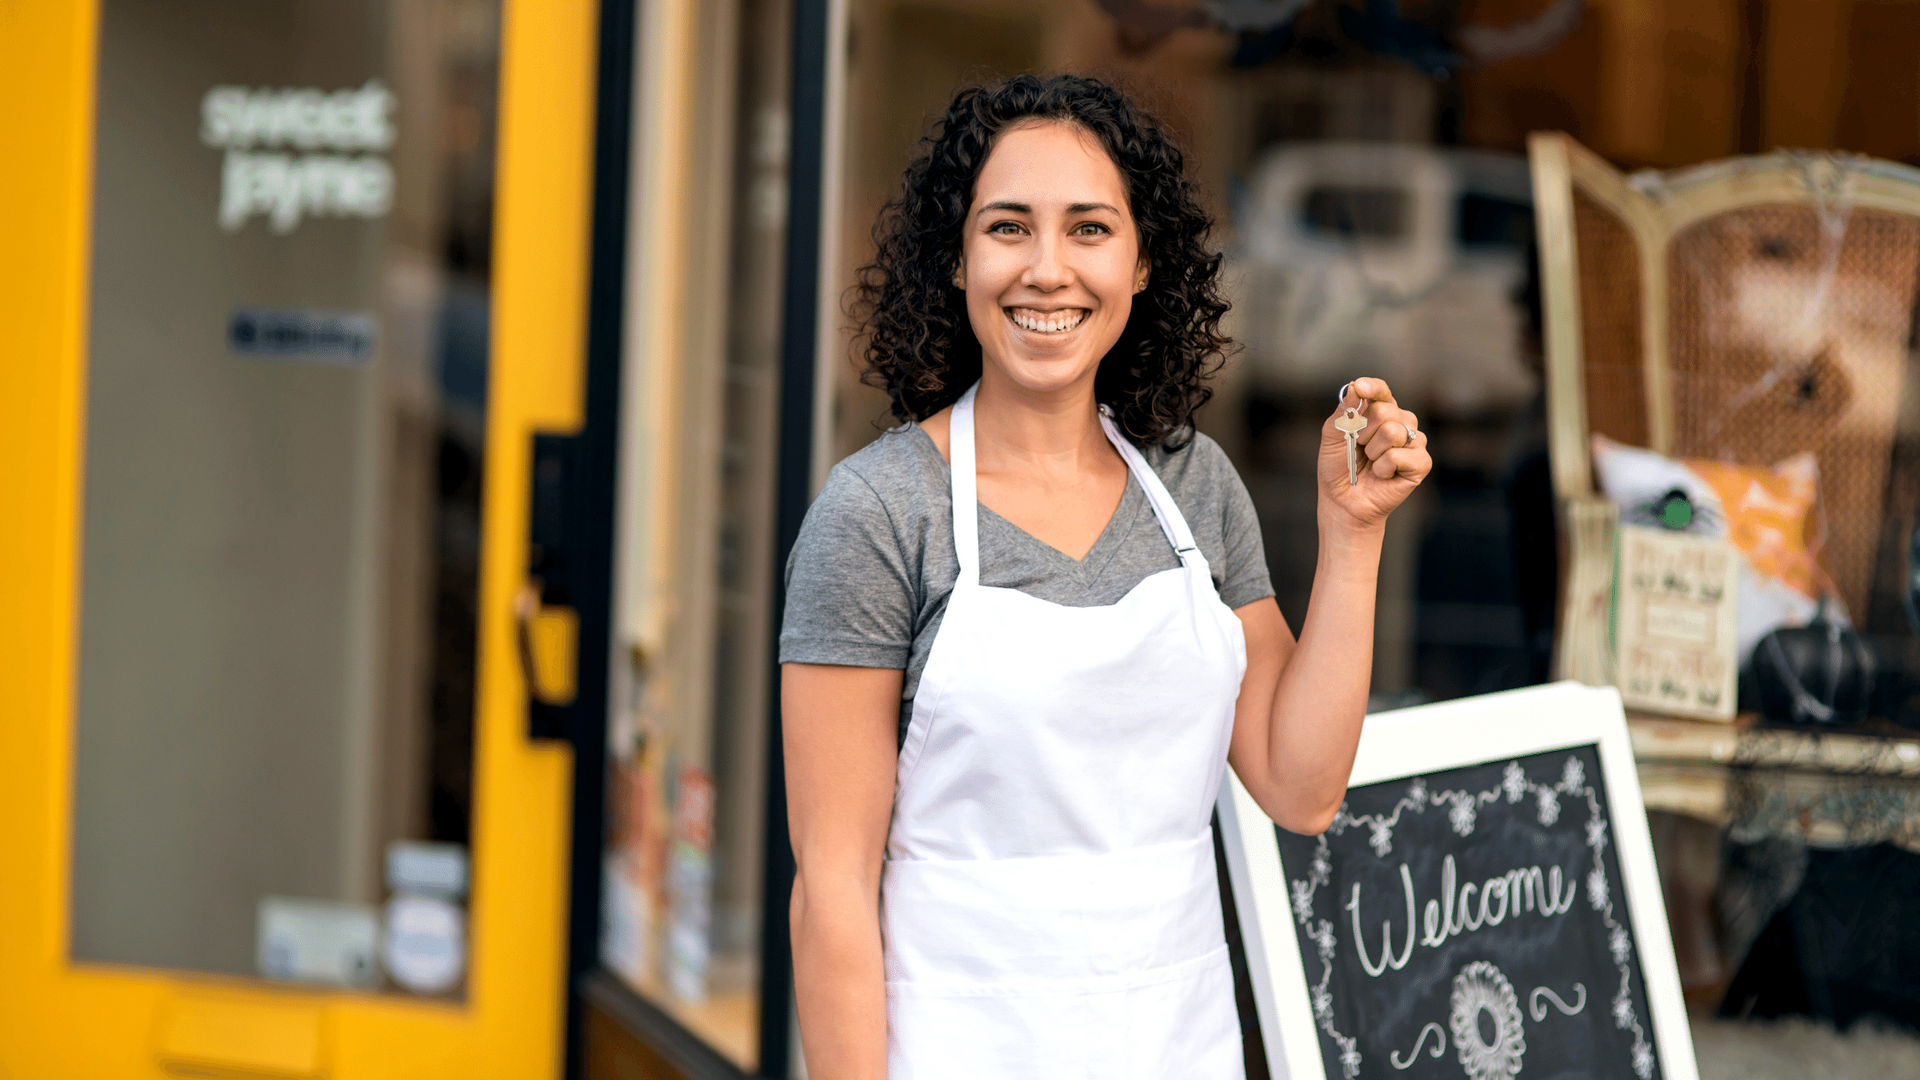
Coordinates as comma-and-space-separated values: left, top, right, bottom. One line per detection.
229, 308, 375, 361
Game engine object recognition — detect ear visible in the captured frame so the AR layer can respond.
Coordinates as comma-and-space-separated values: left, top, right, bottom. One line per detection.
1134, 254, 1151, 294
952, 259, 966, 291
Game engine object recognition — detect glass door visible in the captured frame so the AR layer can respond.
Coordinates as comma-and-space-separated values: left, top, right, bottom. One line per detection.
74, 0, 497, 991
0, 1, 596, 1075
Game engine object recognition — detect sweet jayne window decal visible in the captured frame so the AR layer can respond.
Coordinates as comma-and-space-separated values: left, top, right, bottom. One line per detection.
200, 82, 397, 233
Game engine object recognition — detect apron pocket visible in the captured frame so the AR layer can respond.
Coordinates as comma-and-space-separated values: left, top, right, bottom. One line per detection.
880, 833, 1225, 990
886, 946, 1242, 1080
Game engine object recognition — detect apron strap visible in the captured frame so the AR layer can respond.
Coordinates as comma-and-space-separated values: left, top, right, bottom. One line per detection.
950, 383, 982, 586
1099, 408, 1203, 568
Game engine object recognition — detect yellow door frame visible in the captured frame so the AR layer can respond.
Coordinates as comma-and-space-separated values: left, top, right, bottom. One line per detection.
0, 2, 597, 1076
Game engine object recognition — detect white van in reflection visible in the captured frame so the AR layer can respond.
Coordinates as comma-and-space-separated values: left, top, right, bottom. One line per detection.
1230, 143, 1537, 417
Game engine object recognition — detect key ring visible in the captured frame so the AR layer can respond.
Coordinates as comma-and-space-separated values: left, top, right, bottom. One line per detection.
1336, 381, 1352, 406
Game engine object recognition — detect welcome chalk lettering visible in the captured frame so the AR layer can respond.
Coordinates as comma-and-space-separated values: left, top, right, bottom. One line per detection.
1346, 855, 1578, 976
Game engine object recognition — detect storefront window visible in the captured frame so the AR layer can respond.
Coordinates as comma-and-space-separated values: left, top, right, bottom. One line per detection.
817, 2, 1920, 1077
599, 0, 792, 1069
72, 0, 499, 996
1544, 141, 1920, 1076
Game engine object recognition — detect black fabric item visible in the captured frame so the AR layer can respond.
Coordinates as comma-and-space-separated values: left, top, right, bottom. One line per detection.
1720, 842, 1920, 1033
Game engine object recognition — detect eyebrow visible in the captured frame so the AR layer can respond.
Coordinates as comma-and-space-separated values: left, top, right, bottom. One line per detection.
975, 200, 1123, 218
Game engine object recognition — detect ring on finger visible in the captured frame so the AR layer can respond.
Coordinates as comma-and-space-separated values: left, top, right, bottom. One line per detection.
1401, 422, 1416, 447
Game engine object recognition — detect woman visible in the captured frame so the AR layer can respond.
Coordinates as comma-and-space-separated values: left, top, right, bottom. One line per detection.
780, 74, 1429, 1079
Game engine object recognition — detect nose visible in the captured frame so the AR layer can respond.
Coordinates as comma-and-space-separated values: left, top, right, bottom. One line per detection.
1021, 230, 1072, 292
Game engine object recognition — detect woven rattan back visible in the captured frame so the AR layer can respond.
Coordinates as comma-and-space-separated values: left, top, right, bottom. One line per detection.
1572, 188, 1650, 449
1667, 206, 1920, 617
1529, 134, 1920, 683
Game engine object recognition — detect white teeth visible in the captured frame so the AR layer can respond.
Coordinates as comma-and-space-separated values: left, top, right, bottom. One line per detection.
1010, 309, 1085, 334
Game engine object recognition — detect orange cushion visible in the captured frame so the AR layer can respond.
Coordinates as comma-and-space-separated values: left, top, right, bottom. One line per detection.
1683, 454, 1825, 602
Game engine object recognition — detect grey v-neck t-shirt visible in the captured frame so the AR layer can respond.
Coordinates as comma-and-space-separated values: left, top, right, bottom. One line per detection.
780, 422, 1275, 744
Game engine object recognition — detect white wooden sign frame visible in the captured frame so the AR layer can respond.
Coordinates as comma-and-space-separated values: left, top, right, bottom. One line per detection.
1217, 681, 1698, 1080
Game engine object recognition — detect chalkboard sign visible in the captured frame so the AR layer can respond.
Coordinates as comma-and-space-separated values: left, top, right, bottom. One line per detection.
1218, 682, 1698, 1080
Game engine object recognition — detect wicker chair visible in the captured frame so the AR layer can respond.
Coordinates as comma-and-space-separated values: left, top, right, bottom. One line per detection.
1528, 133, 1920, 701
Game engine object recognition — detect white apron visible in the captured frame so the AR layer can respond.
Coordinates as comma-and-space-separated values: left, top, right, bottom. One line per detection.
883, 384, 1249, 1079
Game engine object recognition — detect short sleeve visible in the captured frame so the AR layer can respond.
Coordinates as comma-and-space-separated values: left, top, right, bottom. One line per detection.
779, 462, 918, 669
1212, 447, 1275, 611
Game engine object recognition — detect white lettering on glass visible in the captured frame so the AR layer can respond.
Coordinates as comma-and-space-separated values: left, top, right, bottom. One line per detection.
201, 81, 396, 233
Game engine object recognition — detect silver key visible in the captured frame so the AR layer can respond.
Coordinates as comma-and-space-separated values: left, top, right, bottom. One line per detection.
1334, 407, 1367, 485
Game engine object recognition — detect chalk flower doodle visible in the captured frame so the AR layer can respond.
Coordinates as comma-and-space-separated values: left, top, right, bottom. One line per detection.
1447, 794, 1479, 836
1559, 756, 1585, 794
1585, 813, 1610, 852
1312, 982, 1334, 1024
1292, 877, 1316, 922
1369, 817, 1396, 856
1450, 962, 1526, 1080
1609, 926, 1634, 964
1502, 761, 1528, 804
1310, 919, 1337, 962
1289, 754, 1659, 1080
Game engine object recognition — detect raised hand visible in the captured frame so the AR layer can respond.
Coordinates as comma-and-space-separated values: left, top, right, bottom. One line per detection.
1318, 377, 1431, 532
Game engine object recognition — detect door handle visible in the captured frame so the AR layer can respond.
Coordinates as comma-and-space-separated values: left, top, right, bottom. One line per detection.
514, 580, 572, 714
524, 432, 584, 740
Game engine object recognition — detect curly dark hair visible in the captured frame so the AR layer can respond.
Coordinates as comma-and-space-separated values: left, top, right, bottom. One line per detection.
851, 73, 1232, 448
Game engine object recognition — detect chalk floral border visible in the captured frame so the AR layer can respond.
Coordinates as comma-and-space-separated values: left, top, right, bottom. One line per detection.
1287, 752, 1656, 1080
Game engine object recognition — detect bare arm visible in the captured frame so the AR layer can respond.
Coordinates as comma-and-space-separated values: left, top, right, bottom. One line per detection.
1228, 377, 1430, 833
783, 662, 902, 1080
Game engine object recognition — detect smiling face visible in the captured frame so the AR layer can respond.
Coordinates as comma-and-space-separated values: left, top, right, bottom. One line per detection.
957, 120, 1147, 399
